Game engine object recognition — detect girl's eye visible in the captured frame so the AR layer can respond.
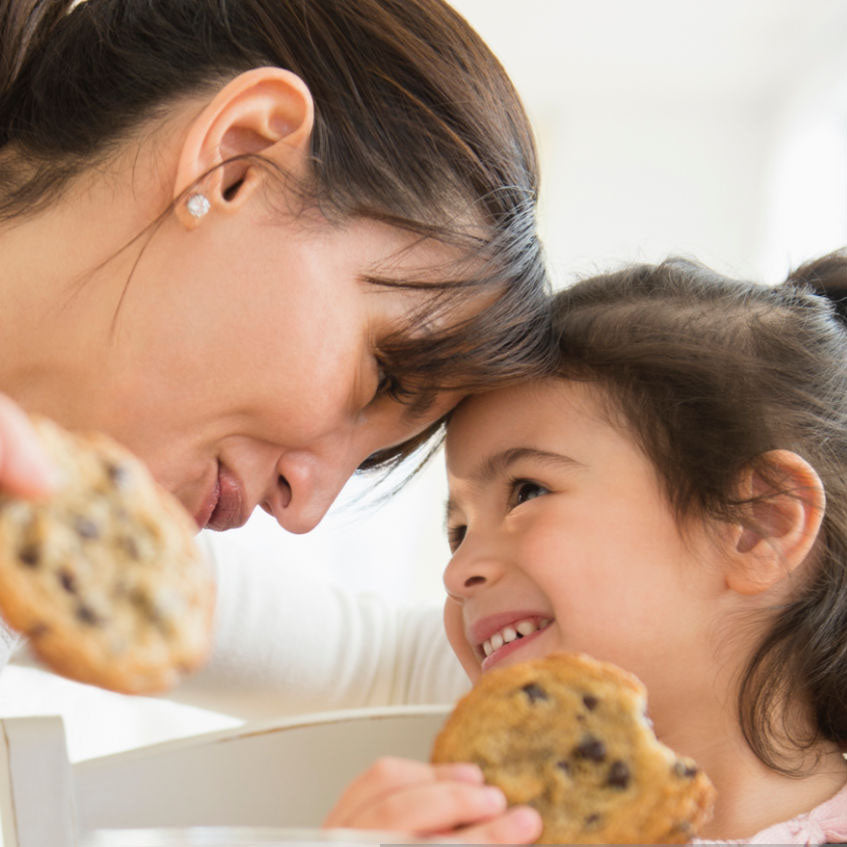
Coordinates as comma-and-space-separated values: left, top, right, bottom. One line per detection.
511, 479, 549, 506
447, 524, 466, 553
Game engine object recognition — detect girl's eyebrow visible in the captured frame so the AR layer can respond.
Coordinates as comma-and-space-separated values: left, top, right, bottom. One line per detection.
445, 447, 584, 522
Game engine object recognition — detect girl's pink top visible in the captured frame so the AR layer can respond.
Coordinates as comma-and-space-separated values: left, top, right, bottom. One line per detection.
696, 781, 847, 845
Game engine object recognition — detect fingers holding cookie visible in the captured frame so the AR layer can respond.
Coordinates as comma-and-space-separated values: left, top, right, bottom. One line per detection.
0, 414, 214, 695
324, 755, 542, 843
0, 394, 57, 498
431, 652, 716, 844
434, 805, 543, 845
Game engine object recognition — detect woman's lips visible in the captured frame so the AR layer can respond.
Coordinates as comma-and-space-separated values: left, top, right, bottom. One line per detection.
193, 473, 220, 529
193, 465, 247, 530
207, 464, 247, 530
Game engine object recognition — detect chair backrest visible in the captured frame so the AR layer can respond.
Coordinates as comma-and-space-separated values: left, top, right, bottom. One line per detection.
0, 705, 451, 846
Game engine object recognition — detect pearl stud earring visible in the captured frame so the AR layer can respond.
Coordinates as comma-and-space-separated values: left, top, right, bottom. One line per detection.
186, 193, 210, 219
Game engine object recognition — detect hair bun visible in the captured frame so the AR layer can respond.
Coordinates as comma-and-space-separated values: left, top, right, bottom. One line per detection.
784, 250, 847, 327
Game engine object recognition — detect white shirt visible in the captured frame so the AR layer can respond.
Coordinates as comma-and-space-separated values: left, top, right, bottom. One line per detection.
3, 532, 469, 719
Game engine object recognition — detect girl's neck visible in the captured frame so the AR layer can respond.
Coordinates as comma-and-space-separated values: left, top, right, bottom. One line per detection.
660, 706, 847, 839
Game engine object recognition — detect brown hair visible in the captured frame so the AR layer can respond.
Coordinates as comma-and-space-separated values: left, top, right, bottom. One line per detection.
0, 0, 553, 468
550, 253, 847, 773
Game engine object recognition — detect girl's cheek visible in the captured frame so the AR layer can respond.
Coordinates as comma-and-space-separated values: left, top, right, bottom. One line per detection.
443, 597, 480, 681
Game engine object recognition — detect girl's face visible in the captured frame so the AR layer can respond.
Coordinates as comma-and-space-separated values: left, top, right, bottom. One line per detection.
91, 212, 464, 534
443, 378, 732, 708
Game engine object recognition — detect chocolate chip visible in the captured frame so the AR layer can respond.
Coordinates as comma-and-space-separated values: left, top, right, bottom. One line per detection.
673, 760, 698, 778
129, 588, 152, 613
574, 735, 606, 762
585, 813, 602, 827
119, 536, 140, 559
582, 693, 599, 710
607, 760, 630, 788
17, 544, 40, 567
58, 570, 77, 594
106, 463, 130, 488
74, 516, 100, 539
76, 605, 100, 625
556, 759, 571, 775
521, 682, 548, 703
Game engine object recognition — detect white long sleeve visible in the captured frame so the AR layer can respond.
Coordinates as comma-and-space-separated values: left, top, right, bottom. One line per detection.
164, 531, 470, 720
0, 619, 19, 678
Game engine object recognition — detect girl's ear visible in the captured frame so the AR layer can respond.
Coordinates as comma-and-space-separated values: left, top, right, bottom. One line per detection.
725, 449, 825, 596
173, 67, 314, 228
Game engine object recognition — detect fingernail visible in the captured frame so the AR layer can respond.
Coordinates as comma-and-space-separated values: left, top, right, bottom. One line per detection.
9, 440, 58, 494
446, 763, 484, 783
508, 805, 543, 834
483, 786, 507, 810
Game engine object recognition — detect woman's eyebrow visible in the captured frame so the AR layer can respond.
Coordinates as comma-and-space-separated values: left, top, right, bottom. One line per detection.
445, 447, 584, 522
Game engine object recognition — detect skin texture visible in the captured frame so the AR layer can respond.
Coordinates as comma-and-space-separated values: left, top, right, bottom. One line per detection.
0, 68, 464, 534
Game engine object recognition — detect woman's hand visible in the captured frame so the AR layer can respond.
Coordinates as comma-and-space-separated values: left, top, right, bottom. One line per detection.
323, 756, 542, 844
0, 394, 55, 498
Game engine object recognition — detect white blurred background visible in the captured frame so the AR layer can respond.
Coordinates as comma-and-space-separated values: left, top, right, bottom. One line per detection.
3, 0, 847, 761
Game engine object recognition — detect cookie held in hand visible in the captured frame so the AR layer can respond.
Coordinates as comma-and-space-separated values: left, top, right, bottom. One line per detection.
431, 652, 715, 844
0, 415, 215, 694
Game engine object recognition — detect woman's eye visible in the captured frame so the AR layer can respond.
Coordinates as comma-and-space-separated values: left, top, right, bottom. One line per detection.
374, 363, 402, 402
511, 480, 549, 506
447, 524, 466, 552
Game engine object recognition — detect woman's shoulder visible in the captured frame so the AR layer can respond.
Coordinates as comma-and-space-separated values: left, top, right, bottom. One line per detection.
0, 618, 20, 675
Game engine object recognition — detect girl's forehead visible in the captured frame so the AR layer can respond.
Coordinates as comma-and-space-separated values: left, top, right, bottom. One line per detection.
449, 379, 603, 429
445, 379, 591, 463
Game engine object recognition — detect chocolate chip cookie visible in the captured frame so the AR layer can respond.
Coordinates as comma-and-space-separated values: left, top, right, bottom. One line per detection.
431, 652, 715, 844
0, 415, 215, 694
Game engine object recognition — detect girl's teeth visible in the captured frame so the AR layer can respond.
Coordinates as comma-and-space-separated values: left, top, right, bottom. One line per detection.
480, 617, 551, 660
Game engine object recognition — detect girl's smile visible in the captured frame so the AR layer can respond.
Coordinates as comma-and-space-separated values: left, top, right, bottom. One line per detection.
469, 613, 554, 670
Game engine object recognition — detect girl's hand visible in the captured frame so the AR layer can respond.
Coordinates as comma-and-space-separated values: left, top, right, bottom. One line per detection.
323, 756, 542, 844
0, 394, 55, 498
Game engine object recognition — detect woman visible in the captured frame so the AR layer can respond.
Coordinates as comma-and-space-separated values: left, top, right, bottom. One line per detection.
0, 0, 550, 839
0, 0, 550, 528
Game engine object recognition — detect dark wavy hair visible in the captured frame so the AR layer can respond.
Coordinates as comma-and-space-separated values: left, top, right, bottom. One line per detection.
0, 0, 554, 469
550, 251, 847, 773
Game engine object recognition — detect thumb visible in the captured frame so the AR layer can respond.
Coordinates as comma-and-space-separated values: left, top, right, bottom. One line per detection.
0, 396, 57, 498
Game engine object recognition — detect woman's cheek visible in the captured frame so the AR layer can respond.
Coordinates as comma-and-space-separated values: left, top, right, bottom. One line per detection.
443, 597, 479, 682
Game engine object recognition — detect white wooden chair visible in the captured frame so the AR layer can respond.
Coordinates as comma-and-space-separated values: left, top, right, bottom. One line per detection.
0, 705, 450, 847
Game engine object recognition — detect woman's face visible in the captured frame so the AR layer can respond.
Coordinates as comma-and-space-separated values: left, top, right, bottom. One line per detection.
95, 209, 464, 534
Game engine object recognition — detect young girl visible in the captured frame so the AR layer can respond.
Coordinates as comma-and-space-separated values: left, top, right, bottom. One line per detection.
324, 253, 847, 843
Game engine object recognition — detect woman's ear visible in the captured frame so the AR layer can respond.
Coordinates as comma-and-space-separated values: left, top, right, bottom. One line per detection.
725, 449, 825, 596
173, 67, 314, 228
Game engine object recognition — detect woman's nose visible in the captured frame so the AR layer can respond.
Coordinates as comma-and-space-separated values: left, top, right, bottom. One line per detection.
443, 536, 506, 599
261, 447, 356, 534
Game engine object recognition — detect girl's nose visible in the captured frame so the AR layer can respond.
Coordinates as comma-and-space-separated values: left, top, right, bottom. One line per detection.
443, 537, 506, 599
